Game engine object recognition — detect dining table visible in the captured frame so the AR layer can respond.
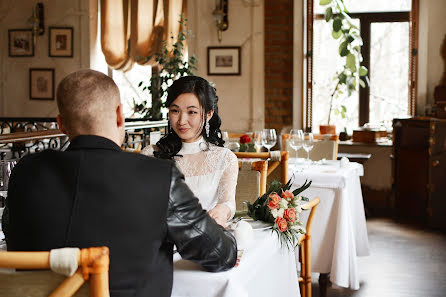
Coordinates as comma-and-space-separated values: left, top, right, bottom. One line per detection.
0, 225, 301, 297
289, 158, 370, 292
171, 228, 301, 297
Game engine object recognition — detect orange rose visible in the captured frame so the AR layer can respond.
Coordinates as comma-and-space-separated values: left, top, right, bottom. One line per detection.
275, 217, 288, 232
268, 192, 281, 209
283, 208, 296, 222
281, 190, 294, 200
239, 134, 251, 144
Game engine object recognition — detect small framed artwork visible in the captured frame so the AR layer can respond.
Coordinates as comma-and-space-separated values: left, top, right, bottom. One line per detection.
207, 46, 241, 76
29, 68, 55, 100
49, 27, 73, 57
8, 29, 34, 57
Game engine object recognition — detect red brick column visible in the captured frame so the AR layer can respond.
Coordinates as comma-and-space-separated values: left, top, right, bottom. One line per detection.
264, 0, 294, 133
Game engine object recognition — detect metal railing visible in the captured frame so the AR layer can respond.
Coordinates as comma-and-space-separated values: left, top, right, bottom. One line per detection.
0, 118, 168, 159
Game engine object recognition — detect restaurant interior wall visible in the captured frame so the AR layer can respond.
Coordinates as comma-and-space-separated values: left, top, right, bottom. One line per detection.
0, 0, 90, 117
187, 0, 264, 133
1, 0, 444, 131
417, 0, 446, 114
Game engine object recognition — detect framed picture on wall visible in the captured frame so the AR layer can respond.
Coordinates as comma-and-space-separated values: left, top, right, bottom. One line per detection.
49, 27, 73, 57
29, 68, 55, 100
8, 29, 34, 57
207, 46, 241, 76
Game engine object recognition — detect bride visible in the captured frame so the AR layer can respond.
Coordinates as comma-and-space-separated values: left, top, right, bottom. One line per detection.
142, 76, 238, 226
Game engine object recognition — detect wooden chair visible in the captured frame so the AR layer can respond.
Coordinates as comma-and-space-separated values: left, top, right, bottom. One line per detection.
0, 246, 110, 297
297, 197, 321, 297
282, 134, 339, 161
235, 160, 268, 214
227, 132, 246, 140
235, 151, 289, 185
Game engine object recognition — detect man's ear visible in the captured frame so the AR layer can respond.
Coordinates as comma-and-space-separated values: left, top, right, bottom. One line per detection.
116, 104, 125, 128
56, 115, 67, 134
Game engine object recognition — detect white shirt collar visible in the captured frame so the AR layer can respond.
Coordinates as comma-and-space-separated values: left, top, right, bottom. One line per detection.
178, 137, 208, 155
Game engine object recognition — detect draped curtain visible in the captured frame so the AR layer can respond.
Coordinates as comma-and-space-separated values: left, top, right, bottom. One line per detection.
100, 0, 186, 72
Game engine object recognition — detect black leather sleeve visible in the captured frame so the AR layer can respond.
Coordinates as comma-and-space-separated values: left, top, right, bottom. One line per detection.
166, 164, 237, 272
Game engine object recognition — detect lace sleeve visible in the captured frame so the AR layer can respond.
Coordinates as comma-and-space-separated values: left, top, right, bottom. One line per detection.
215, 150, 238, 219
140, 145, 155, 157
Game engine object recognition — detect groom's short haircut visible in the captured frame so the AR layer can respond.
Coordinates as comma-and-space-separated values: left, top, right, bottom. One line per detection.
56, 69, 120, 135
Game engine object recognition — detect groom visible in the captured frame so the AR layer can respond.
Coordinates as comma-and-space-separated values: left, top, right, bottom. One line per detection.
3, 69, 237, 297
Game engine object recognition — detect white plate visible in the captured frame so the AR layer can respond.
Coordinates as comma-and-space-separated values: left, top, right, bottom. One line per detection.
243, 218, 272, 230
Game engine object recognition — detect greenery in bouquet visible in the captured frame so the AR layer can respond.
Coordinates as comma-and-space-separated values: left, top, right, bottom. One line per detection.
238, 134, 256, 152
246, 178, 312, 249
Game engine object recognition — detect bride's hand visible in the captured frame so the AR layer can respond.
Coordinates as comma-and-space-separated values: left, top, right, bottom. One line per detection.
208, 204, 230, 227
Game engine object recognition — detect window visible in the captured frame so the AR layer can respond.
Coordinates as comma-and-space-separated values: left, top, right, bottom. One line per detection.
305, 0, 418, 133
112, 65, 152, 118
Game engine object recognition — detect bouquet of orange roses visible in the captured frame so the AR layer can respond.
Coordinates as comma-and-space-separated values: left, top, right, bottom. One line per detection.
246, 178, 311, 249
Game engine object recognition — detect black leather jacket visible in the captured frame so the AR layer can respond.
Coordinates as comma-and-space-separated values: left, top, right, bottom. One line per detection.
2, 163, 237, 272
166, 165, 238, 271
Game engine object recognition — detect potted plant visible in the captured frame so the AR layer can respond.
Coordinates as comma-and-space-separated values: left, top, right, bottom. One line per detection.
134, 15, 197, 120
318, 0, 368, 135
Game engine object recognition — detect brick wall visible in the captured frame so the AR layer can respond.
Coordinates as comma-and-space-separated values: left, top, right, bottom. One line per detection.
264, 0, 294, 133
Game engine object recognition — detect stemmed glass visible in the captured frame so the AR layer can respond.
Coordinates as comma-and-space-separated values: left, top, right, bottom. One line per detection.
289, 129, 304, 162
221, 131, 229, 145
262, 129, 277, 152
302, 133, 314, 163
1, 159, 17, 217
0, 159, 17, 192
253, 131, 263, 152
221, 131, 240, 152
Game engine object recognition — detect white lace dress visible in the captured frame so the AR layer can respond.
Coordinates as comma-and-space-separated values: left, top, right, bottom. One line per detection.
141, 138, 238, 218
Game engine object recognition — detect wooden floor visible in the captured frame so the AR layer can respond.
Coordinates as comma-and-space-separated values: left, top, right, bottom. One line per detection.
310, 218, 446, 297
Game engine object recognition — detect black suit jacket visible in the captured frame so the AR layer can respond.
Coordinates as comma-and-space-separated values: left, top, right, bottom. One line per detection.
3, 135, 237, 297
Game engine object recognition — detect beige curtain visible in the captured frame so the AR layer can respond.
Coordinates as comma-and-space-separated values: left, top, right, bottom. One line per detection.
101, 0, 185, 72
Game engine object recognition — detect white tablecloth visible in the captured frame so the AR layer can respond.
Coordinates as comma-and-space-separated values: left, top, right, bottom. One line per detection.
290, 159, 370, 290
171, 230, 300, 297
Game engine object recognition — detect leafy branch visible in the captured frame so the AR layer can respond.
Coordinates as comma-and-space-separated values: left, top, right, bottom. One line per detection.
134, 14, 197, 120
319, 0, 369, 125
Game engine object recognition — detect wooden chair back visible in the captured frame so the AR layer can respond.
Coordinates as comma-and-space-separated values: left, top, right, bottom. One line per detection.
297, 197, 320, 297
227, 133, 246, 140
0, 247, 110, 297
235, 151, 289, 185
236, 160, 268, 214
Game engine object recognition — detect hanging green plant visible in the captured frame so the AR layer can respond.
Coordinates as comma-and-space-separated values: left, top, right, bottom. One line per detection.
319, 0, 369, 125
134, 14, 197, 120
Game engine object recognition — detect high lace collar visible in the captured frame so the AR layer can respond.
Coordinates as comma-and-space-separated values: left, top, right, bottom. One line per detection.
179, 137, 208, 155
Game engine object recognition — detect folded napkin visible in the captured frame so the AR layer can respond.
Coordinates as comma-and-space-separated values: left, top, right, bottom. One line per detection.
340, 156, 350, 168
50, 247, 79, 276
233, 220, 253, 250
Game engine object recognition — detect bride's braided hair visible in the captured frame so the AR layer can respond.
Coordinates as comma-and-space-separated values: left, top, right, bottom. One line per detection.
154, 76, 224, 160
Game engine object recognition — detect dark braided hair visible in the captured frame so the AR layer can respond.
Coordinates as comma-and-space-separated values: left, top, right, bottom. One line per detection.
154, 76, 224, 160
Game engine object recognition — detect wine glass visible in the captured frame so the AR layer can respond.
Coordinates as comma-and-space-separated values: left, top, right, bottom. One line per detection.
0, 159, 17, 192
302, 133, 314, 163
262, 129, 277, 152
253, 131, 263, 152
0, 159, 17, 213
289, 129, 304, 162
221, 131, 229, 145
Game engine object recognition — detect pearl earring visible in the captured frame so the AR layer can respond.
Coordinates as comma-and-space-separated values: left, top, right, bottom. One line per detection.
205, 121, 210, 137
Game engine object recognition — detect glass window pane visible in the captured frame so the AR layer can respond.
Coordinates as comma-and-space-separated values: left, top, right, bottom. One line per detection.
369, 22, 409, 125
315, 0, 411, 14
113, 65, 152, 118
312, 19, 359, 133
